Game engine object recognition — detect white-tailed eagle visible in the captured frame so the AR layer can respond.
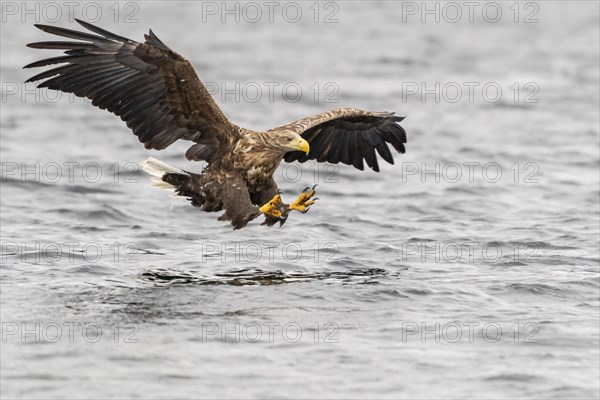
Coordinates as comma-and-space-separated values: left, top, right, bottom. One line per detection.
25, 19, 407, 229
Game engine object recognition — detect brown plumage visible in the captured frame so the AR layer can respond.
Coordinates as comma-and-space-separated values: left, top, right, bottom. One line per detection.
24, 19, 407, 229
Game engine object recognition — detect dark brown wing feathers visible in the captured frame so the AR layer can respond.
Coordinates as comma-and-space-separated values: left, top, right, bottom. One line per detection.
281, 109, 406, 172
24, 19, 234, 162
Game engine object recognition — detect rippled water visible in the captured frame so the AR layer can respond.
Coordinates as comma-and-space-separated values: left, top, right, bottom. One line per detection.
1, 1, 599, 399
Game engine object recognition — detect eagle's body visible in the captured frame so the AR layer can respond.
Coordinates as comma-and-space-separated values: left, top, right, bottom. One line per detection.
25, 20, 407, 229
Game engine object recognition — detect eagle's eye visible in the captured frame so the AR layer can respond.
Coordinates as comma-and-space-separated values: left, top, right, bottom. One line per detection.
287, 135, 294, 141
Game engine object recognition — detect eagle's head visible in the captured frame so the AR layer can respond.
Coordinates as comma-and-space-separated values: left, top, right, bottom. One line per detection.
236, 130, 310, 171
276, 130, 310, 155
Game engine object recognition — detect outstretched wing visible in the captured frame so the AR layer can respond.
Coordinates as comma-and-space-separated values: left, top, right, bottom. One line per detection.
279, 108, 406, 172
24, 19, 235, 162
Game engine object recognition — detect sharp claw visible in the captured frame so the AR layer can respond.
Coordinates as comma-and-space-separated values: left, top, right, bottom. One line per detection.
288, 185, 318, 214
260, 192, 286, 218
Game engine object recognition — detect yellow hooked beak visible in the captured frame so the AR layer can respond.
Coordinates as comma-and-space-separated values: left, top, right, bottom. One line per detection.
293, 138, 310, 154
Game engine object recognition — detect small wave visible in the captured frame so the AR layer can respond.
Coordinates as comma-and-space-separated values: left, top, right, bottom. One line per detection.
491, 101, 537, 110
47, 205, 131, 222
403, 288, 433, 296
374, 56, 427, 67
485, 373, 543, 382
369, 288, 410, 298
61, 184, 117, 194
499, 283, 568, 297
64, 264, 119, 276
494, 261, 529, 267
486, 240, 578, 250
139, 267, 388, 286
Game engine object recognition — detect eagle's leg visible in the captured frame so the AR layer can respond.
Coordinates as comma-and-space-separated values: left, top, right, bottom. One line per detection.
259, 192, 284, 218
288, 185, 318, 213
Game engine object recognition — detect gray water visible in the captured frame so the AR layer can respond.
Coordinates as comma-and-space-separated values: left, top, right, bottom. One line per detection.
1, 1, 599, 398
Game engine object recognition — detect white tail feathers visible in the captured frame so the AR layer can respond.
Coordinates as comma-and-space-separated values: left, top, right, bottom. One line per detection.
140, 157, 189, 191
141, 157, 188, 177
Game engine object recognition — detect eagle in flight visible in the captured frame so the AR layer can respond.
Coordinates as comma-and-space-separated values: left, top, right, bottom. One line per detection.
25, 19, 407, 229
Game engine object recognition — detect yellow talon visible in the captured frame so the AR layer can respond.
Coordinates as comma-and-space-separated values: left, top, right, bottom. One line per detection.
259, 193, 283, 218
289, 185, 318, 213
